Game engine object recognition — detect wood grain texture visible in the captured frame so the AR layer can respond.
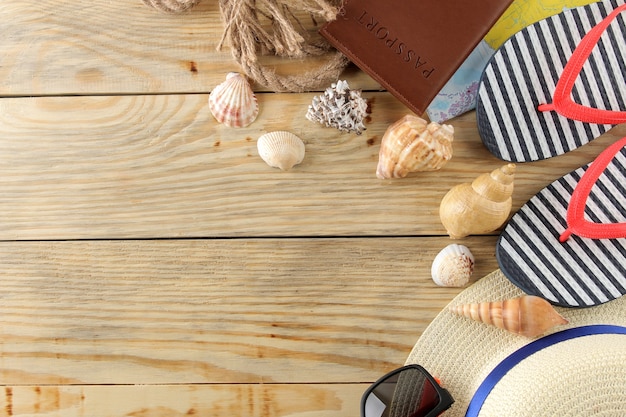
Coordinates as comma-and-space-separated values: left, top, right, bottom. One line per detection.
0, 0, 375, 96
2, 93, 623, 240
3, 1, 626, 416
0, 384, 365, 417
0, 237, 498, 385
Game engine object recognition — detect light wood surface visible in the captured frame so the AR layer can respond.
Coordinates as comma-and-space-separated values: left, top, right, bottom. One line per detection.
1, 1, 624, 416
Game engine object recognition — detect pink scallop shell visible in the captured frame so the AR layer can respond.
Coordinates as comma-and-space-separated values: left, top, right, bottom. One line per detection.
209, 73, 259, 128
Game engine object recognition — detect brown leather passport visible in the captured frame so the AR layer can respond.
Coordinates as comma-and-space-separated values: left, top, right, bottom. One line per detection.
320, 0, 513, 115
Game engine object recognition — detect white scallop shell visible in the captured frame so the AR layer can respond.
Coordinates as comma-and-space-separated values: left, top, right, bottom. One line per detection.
431, 244, 474, 287
257, 131, 305, 171
209, 72, 259, 128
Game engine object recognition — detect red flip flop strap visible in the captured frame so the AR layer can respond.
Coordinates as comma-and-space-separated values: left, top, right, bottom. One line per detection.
559, 136, 626, 242
539, 4, 626, 124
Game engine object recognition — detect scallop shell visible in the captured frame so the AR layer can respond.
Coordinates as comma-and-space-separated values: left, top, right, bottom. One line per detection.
431, 244, 474, 287
376, 115, 453, 179
257, 131, 305, 171
439, 163, 516, 239
449, 295, 568, 338
209, 72, 259, 128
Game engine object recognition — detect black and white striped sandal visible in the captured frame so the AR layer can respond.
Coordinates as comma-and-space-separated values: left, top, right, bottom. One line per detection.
476, 0, 626, 162
497, 136, 626, 307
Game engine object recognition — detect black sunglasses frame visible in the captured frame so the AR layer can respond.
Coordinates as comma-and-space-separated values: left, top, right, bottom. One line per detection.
361, 364, 454, 417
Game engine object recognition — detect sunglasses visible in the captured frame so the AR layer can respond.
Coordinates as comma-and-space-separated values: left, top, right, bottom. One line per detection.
361, 365, 454, 417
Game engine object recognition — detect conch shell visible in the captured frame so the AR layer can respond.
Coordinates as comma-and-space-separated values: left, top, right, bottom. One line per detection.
257, 131, 305, 171
449, 295, 568, 338
439, 163, 515, 239
376, 115, 453, 179
431, 244, 474, 287
209, 72, 259, 128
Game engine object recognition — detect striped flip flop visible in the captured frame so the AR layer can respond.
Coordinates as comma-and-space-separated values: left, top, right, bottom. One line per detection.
497, 136, 626, 308
476, 0, 626, 162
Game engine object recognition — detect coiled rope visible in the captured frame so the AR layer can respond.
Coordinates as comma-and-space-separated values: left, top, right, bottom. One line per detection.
143, 0, 349, 92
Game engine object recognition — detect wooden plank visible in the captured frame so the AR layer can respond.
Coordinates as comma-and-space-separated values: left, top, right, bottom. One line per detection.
0, 0, 376, 96
0, 237, 498, 385
2, 93, 622, 240
0, 384, 365, 417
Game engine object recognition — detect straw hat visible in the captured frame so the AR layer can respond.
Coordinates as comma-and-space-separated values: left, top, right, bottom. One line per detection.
406, 269, 626, 417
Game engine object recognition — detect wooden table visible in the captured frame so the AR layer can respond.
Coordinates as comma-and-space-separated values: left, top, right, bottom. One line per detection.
1, 2, 624, 416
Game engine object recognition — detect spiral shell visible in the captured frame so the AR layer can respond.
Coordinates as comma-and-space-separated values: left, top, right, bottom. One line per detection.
376, 115, 453, 179
449, 295, 568, 338
431, 244, 474, 287
209, 72, 259, 128
257, 131, 305, 171
439, 163, 516, 239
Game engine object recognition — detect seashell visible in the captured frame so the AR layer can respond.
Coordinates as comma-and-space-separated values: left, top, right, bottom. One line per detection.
439, 163, 515, 239
431, 244, 474, 287
209, 72, 259, 128
449, 295, 568, 338
306, 80, 369, 135
376, 115, 454, 179
257, 131, 305, 171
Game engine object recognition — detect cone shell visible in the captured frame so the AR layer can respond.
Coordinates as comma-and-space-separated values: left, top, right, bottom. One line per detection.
257, 131, 305, 171
431, 244, 474, 287
209, 72, 259, 128
439, 163, 516, 239
449, 295, 568, 338
376, 115, 453, 179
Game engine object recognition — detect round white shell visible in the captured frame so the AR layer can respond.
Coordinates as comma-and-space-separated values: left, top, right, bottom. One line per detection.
209, 72, 259, 128
257, 131, 305, 171
431, 244, 474, 287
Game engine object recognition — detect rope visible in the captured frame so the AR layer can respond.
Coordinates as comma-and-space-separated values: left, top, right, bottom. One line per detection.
141, 0, 201, 13
142, 0, 349, 92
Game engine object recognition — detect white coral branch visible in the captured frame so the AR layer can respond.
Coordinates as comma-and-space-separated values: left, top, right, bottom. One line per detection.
306, 80, 369, 135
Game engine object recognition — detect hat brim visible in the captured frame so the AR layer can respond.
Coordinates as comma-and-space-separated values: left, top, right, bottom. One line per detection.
406, 269, 626, 417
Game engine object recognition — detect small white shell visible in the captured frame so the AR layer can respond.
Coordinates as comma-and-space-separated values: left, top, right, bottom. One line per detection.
257, 131, 305, 171
209, 72, 259, 128
431, 244, 474, 287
